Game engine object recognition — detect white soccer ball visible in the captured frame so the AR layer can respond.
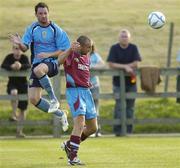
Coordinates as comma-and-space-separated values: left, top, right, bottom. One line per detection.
148, 11, 166, 29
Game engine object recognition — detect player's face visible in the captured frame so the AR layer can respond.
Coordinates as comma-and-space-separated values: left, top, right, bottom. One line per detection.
12, 46, 21, 59
35, 7, 49, 25
119, 32, 130, 46
80, 42, 92, 55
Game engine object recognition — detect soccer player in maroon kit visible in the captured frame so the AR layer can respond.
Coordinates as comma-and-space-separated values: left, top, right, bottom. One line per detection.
59, 36, 97, 165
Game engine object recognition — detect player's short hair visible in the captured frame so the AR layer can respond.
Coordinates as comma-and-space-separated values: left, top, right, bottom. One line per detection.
35, 2, 49, 13
77, 35, 91, 46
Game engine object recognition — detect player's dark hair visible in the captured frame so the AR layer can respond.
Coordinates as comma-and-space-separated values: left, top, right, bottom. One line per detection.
35, 2, 49, 13
77, 35, 91, 46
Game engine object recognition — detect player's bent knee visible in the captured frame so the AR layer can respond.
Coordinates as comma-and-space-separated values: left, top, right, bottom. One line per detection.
29, 96, 39, 106
33, 64, 47, 78
33, 66, 42, 77
33, 66, 44, 77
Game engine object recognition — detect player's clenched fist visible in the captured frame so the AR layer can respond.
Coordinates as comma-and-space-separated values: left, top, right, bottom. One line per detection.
71, 41, 81, 52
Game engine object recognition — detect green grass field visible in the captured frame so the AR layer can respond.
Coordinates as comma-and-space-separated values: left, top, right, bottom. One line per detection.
1, 98, 180, 136
0, 136, 180, 168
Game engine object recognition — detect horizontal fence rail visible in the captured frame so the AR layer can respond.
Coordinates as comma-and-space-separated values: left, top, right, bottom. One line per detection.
0, 67, 180, 137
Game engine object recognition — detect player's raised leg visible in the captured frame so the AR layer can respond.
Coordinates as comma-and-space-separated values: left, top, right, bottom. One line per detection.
28, 87, 68, 131
33, 63, 59, 112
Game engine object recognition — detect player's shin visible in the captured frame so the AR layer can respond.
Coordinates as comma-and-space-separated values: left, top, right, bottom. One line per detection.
35, 98, 49, 112
39, 74, 57, 101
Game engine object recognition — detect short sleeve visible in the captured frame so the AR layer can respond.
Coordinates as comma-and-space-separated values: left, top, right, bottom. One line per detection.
56, 28, 70, 51
107, 45, 117, 63
22, 26, 33, 47
95, 53, 102, 63
133, 45, 142, 61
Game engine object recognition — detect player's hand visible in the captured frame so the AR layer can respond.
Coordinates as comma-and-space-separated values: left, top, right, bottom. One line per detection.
71, 41, 80, 52
9, 33, 21, 45
37, 52, 50, 58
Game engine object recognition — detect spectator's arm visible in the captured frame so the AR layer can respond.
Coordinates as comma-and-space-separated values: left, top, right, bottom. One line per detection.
108, 62, 126, 69
20, 56, 31, 70
127, 61, 139, 69
108, 62, 134, 74
1, 56, 12, 70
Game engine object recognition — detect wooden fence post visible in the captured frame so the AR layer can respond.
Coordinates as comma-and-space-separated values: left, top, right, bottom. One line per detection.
52, 73, 61, 138
164, 22, 174, 92
119, 70, 127, 136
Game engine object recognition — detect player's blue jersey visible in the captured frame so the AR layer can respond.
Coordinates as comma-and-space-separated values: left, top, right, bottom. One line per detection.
22, 21, 70, 65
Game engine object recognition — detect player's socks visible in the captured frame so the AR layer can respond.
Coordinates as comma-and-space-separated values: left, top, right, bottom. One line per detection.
81, 132, 88, 142
69, 135, 81, 161
65, 133, 88, 143
39, 74, 57, 101
36, 98, 49, 112
36, 98, 63, 116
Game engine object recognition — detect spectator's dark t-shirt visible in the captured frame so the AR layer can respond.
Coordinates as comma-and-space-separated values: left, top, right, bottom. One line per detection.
1, 54, 31, 85
107, 43, 141, 86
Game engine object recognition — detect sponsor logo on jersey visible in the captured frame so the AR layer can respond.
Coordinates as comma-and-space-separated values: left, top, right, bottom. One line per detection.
78, 64, 89, 71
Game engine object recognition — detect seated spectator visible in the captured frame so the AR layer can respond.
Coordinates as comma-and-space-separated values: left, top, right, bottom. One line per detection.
1, 44, 31, 138
90, 40, 105, 137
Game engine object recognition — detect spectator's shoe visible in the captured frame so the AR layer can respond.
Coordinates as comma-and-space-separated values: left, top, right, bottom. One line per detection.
60, 111, 69, 132
68, 157, 85, 166
9, 116, 17, 122
90, 133, 96, 137
48, 100, 59, 113
16, 132, 26, 138
90, 132, 102, 138
61, 141, 70, 159
95, 132, 102, 137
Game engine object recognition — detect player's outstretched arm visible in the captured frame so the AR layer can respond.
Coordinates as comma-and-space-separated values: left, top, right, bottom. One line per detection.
9, 33, 28, 52
58, 48, 72, 65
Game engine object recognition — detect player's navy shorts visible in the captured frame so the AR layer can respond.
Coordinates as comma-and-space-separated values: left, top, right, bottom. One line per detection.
7, 83, 28, 110
29, 62, 58, 88
66, 87, 97, 119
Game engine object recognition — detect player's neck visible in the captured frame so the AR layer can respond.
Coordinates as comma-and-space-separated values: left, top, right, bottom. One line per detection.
38, 21, 51, 27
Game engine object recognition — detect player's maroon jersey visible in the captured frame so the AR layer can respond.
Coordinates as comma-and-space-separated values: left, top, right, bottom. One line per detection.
64, 51, 91, 88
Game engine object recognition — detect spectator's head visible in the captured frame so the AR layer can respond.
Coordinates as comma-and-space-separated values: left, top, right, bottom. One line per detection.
118, 29, 131, 47
12, 44, 21, 59
35, 2, 49, 25
77, 35, 92, 55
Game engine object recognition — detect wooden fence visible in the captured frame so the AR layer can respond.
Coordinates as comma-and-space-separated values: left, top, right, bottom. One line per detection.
0, 67, 180, 137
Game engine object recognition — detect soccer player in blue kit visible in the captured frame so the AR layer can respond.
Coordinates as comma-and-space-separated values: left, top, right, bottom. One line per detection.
10, 2, 70, 131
